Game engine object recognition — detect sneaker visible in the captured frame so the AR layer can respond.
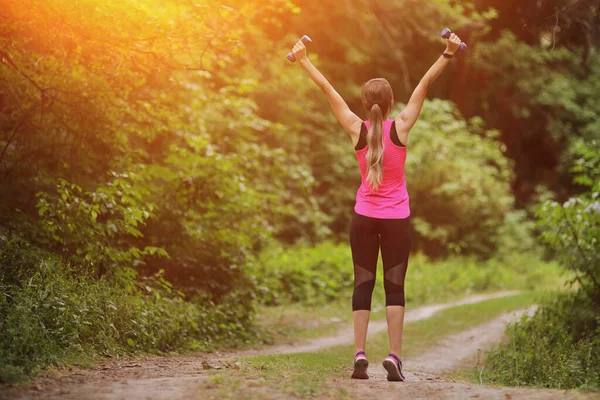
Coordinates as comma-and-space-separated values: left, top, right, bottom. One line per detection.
351, 351, 369, 379
382, 353, 405, 382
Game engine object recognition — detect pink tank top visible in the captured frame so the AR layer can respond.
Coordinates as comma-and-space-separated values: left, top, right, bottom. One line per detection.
354, 119, 410, 219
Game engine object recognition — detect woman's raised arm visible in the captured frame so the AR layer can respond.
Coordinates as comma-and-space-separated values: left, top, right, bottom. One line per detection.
292, 39, 363, 146
395, 33, 462, 140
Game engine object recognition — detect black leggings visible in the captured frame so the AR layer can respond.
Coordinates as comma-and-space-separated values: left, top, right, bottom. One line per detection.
350, 212, 412, 311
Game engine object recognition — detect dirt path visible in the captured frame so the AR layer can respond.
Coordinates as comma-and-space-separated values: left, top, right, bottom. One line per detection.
345, 307, 598, 399
250, 291, 520, 356
3, 292, 597, 400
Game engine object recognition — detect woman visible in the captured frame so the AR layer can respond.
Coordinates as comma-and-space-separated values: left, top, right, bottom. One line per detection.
291, 32, 462, 382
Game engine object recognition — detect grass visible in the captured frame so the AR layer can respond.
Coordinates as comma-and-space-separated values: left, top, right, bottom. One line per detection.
254, 250, 565, 348
449, 292, 600, 391
368, 291, 542, 359
256, 291, 391, 346
196, 291, 545, 399
255, 260, 566, 349
2, 237, 565, 385
3, 237, 564, 384
256, 298, 353, 346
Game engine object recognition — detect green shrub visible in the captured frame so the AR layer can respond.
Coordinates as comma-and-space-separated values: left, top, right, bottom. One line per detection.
407, 252, 563, 304
483, 140, 600, 390
0, 240, 257, 384
405, 100, 519, 257
252, 242, 562, 306
35, 176, 167, 278
251, 242, 354, 306
0, 234, 50, 287
536, 140, 600, 303
482, 292, 600, 390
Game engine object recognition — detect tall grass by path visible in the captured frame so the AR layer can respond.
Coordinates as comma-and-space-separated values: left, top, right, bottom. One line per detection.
453, 292, 600, 391
0, 249, 257, 384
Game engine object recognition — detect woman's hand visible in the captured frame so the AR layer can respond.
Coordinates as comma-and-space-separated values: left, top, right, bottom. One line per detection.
445, 33, 462, 55
292, 38, 308, 62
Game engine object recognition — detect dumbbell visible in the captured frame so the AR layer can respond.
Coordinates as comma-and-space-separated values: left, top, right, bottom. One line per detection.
441, 28, 467, 52
286, 35, 312, 62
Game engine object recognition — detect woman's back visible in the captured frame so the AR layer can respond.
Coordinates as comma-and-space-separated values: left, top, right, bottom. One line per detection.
354, 119, 410, 219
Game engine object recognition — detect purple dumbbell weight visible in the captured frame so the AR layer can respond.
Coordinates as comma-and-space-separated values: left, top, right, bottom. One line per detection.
287, 35, 312, 62
441, 28, 467, 52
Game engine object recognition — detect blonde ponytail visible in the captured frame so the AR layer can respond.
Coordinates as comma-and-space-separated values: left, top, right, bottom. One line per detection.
366, 104, 384, 191
360, 77, 393, 191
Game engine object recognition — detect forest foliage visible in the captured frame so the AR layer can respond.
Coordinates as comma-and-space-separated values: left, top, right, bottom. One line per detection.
484, 140, 600, 390
1, 0, 599, 384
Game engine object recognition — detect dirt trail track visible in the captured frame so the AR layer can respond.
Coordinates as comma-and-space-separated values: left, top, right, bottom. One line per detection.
3, 292, 598, 400
254, 291, 519, 356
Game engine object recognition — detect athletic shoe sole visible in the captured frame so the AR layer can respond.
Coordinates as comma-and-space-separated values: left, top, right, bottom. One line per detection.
383, 359, 405, 382
351, 358, 369, 379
